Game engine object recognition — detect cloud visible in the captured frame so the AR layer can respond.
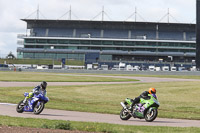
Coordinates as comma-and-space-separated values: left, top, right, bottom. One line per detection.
0, 32, 17, 57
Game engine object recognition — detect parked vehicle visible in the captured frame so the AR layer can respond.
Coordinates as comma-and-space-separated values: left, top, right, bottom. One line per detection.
178, 67, 187, 71
170, 67, 177, 71
126, 65, 133, 71
162, 66, 169, 71
37, 65, 48, 69
101, 65, 108, 70
87, 64, 93, 70
133, 66, 140, 71
119, 62, 126, 70
149, 66, 155, 71
155, 67, 161, 71
16, 92, 49, 115
111, 65, 119, 70
190, 66, 197, 71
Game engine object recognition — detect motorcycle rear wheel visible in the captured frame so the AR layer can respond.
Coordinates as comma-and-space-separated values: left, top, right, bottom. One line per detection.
120, 108, 131, 120
33, 101, 45, 115
145, 108, 158, 122
16, 100, 24, 113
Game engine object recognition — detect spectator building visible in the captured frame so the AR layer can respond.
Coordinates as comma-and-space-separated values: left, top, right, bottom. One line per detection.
17, 19, 196, 68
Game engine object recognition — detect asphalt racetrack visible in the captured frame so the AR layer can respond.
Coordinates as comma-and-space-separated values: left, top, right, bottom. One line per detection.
0, 103, 200, 127
0, 75, 200, 127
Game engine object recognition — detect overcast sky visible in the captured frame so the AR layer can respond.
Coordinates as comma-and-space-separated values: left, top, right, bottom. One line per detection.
0, 0, 196, 57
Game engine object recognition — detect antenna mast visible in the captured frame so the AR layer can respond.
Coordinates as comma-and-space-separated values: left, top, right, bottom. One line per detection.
167, 8, 170, 23
124, 7, 146, 22
158, 8, 179, 23
102, 6, 104, 21
69, 5, 71, 20
135, 7, 137, 22
37, 4, 39, 19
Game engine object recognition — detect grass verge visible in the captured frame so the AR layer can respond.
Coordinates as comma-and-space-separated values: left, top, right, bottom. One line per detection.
0, 115, 200, 133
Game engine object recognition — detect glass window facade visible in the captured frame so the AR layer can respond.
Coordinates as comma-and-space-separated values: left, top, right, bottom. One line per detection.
21, 38, 195, 62
22, 52, 84, 60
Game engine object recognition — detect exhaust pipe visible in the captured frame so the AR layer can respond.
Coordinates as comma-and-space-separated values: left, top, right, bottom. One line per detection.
120, 102, 134, 117
120, 102, 127, 109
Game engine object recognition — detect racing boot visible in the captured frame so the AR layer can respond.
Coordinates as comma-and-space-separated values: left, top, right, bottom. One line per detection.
129, 99, 136, 111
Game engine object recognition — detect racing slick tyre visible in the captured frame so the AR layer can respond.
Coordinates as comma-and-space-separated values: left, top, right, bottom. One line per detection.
33, 101, 45, 115
145, 108, 158, 122
120, 108, 131, 120
16, 100, 24, 113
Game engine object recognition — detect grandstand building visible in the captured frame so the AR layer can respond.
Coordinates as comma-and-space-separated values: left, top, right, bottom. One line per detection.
17, 19, 196, 68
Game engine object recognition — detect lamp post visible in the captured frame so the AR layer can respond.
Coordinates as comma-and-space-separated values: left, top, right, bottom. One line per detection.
168, 56, 173, 69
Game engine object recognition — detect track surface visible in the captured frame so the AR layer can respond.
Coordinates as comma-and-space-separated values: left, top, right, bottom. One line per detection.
0, 75, 200, 127
0, 75, 199, 87
0, 104, 200, 127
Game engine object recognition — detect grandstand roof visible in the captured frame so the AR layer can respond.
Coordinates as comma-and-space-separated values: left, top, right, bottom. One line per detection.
22, 19, 195, 32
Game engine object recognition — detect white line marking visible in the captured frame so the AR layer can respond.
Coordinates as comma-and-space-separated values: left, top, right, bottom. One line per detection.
0, 103, 17, 106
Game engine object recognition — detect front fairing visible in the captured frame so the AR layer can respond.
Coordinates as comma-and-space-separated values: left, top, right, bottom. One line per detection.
140, 94, 159, 108
24, 92, 29, 97
34, 93, 49, 102
23, 93, 48, 112
124, 98, 132, 105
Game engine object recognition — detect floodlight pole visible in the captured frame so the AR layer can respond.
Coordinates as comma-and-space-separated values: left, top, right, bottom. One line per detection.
196, 0, 200, 69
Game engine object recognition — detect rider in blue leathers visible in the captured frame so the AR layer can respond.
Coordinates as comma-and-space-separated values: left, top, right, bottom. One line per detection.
22, 81, 47, 105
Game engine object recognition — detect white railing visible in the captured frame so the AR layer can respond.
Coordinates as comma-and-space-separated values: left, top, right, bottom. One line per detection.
17, 40, 24, 45
17, 34, 26, 39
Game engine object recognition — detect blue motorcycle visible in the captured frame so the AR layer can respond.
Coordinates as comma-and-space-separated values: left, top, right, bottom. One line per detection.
16, 92, 49, 115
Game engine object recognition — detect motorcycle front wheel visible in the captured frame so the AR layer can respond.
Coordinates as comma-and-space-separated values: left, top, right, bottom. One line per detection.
120, 108, 131, 120
145, 108, 158, 122
33, 101, 45, 115
16, 100, 24, 113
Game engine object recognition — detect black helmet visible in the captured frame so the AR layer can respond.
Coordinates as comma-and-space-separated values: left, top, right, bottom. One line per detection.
41, 81, 47, 90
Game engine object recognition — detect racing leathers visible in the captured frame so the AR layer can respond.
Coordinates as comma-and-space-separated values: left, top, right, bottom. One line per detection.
22, 85, 47, 104
130, 91, 150, 110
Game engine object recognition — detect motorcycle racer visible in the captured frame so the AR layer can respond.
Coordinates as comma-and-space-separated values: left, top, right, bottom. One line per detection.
22, 81, 47, 105
129, 88, 157, 110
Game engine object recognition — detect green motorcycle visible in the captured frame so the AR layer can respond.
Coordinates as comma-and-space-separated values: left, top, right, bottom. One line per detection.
120, 94, 160, 122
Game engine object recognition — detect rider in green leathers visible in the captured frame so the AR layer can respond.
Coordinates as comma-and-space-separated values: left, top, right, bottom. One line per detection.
130, 88, 157, 110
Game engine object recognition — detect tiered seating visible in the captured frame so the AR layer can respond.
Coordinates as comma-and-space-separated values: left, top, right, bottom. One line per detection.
158, 31, 183, 40
186, 32, 196, 41
76, 29, 100, 38
33, 28, 46, 36
131, 30, 156, 39
32, 27, 195, 41
103, 29, 128, 39
48, 28, 73, 37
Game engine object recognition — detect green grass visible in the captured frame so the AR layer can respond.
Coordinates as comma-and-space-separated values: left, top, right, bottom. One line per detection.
0, 71, 137, 82
1, 72, 200, 132
0, 81, 200, 120
0, 115, 199, 133
0, 59, 84, 66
